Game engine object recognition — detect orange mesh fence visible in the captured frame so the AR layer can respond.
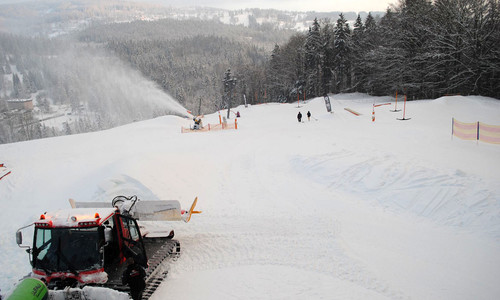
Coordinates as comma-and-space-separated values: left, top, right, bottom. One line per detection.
452, 118, 500, 145
222, 121, 237, 130
181, 120, 238, 133
479, 122, 500, 144
452, 118, 478, 141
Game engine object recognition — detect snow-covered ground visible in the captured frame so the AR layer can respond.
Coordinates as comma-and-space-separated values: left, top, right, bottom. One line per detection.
1, 94, 499, 299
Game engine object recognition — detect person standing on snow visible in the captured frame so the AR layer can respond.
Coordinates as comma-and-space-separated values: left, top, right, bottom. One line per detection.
307, 111, 311, 121
122, 257, 146, 300
297, 112, 302, 122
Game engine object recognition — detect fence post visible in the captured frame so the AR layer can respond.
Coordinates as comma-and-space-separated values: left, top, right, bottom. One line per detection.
477, 122, 480, 145
451, 117, 455, 141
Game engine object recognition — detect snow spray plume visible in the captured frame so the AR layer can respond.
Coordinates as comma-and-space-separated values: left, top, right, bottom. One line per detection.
48, 46, 190, 127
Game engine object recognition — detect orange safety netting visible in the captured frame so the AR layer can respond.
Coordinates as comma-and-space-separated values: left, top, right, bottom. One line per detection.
181, 120, 238, 133
479, 122, 500, 144
452, 118, 500, 145
452, 118, 478, 141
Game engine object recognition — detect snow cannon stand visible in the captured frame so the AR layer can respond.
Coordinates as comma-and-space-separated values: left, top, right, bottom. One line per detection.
181, 116, 238, 133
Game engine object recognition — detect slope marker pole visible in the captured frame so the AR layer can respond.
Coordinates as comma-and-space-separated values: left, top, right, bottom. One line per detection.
397, 94, 411, 120
391, 91, 401, 112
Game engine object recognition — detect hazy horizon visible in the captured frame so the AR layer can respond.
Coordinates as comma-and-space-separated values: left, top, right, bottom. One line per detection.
0, 0, 396, 13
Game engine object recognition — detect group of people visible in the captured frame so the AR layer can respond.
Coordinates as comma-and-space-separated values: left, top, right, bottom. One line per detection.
194, 110, 311, 127
297, 111, 312, 122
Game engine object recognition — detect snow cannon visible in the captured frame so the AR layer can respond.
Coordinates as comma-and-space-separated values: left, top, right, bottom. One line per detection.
6, 278, 48, 300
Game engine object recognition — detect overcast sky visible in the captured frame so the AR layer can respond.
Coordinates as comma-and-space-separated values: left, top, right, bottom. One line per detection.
0, 0, 398, 12
151, 0, 397, 12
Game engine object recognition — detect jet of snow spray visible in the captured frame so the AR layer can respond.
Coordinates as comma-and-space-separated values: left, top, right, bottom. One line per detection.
51, 47, 191, 125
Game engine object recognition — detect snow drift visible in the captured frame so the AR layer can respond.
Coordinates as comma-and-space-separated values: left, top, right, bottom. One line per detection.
1, 94, 499, 300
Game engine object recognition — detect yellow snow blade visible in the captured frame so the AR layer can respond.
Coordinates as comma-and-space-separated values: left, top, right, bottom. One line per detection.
183, 197, 201, 223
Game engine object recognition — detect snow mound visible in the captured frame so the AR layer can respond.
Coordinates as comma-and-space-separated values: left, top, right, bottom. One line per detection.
1, 94, 499, 300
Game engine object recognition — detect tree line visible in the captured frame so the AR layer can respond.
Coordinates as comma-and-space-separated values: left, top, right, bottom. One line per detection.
0, 18, 291, 144
1, 0, 499, 144
261, 0, 500, 102
76, 18, 290, 113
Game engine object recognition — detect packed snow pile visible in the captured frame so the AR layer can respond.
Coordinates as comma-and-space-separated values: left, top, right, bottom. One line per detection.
49, 286, 129, 300
1, 94, 499, 300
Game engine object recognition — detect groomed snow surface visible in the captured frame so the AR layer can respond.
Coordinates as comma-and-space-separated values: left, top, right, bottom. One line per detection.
1, 94, 499, 299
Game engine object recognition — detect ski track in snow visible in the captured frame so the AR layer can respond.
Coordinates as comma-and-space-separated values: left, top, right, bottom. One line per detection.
1, 94, 500, 299
167, 215, 406, 300
159, 138, 408, 299
294, 149, 500, 239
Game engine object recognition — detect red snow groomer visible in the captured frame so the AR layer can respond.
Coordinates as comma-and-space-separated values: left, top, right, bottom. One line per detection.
15, 195, 200, 298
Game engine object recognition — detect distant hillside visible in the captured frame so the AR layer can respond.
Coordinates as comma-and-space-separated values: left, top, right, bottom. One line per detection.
0, 0, 387, 144
0, 0, 384, 37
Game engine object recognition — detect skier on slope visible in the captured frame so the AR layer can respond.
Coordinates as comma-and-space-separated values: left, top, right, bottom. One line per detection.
297, 112, 302, 122
307, 111, 311, 121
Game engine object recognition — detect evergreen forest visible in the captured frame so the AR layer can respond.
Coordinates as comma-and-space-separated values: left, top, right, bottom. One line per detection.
264, 0, 500, 102
0, 0, 499, 144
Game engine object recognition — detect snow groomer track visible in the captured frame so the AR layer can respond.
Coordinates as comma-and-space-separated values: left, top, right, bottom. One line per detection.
104, 238, 181, 299
142, 238, 181, 299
